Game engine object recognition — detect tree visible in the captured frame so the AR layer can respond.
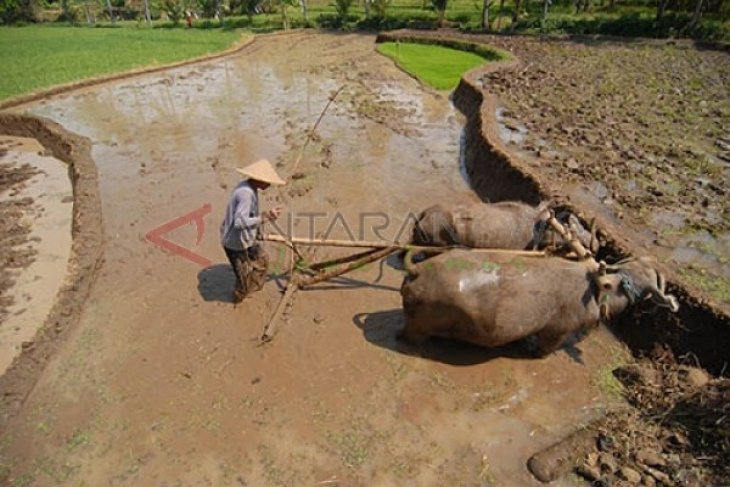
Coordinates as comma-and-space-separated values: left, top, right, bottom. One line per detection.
495, 0, 505, 30
541, 0, 550, 30
656, 0, 670, 20
235, 0, 261, 21
0, 0, 39, 23
691, 0, 705, 24
511, 0, 521, 28
278, 0, 297, 29
333, 0, 354, 21
82, 0, 94, 24
106, 0, 114, 23
372, 0, 389, 19
143, 0, 151, 25
57, 0, 76, 22
198, 0, 218, 18
481, 0, 494, 30
431, 0, 447, 25
161, 0, 185, 24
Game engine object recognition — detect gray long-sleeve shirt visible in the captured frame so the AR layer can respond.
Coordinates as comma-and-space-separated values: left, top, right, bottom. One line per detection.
220, 180, 261, 251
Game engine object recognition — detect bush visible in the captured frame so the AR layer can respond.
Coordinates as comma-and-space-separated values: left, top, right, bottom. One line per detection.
317, 12, 358, 29
1, 0, 40, 24
161, 0, 186, 24
512, 11, 730, 41
197, 0, 218, 18
371, 0, 390, 20
332, 0, 354, 20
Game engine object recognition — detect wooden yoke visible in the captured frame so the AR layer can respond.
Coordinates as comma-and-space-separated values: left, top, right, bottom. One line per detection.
546, 212, 593, 260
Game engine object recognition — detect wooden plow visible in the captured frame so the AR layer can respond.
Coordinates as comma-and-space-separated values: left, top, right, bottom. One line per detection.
259, 212, 592, 343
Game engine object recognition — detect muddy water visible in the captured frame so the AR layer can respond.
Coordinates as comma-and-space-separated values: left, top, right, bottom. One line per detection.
0, 136, 73, 375
2, 33, 624, 485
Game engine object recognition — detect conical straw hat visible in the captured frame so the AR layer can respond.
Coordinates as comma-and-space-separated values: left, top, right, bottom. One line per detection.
235, 159, 286, 186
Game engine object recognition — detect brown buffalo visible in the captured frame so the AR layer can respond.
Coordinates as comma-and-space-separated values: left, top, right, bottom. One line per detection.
399, 250, 678, 355
410, 201, 598, 253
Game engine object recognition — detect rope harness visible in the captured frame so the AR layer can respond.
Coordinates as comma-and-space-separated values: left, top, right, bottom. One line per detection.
619, 270, 642, 304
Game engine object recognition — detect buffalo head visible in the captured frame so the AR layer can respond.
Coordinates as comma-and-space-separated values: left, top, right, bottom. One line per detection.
594, 257, 680, 319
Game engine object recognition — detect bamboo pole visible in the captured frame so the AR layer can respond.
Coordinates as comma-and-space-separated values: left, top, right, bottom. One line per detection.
308, 247, 384, 272
261, 247, 398, 342
263, 234, 547, 257
289, 85, 345, 176
300, 247, 399, 288
262, 86, 345, 344
261, 279, 299, 343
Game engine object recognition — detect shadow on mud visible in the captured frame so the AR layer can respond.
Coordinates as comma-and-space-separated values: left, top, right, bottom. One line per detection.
197, 264, 237, 303
353, 309, 589, 366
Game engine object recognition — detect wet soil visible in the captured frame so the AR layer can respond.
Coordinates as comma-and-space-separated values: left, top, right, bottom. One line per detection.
0, 32, 630, 486
0, 136, 73, 375
0, 137, 42, 324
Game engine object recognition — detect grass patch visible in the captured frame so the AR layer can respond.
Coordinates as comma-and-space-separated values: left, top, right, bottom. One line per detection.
678, 267, 730, 304
591, 345, 630, 402
376, 41, 489, 91
0, 26, 242, 100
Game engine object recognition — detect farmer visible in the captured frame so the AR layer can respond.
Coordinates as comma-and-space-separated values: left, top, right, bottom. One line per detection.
220, 159, 285, 303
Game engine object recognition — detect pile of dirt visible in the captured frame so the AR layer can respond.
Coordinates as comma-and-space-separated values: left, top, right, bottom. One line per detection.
576, 351, 729, 486
0, 157, 40, 323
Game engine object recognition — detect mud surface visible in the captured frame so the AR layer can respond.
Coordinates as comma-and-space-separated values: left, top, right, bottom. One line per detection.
0, 139, 41, 324
0, 32, 631, 485
0, 136, 73, 375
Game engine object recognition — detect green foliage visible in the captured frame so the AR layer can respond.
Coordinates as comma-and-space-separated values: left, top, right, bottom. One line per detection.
0, 26, 241, 100
231, 0, 263, 18
377, 41, 489, 90
371, 0, 390, 19
197, 0, 218, 18
161, 0, 186, 24
317, 11, 358, 27
0, 0, 39, 24
430, 0, 447, 20
332, 0, 354, 19
513, 10, 729, 40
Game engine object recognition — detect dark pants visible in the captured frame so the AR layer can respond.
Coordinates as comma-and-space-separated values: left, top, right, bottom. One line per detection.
224, 245, 269, 302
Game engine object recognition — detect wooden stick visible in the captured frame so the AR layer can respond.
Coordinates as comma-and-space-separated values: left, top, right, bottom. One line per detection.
261, 247, 397, 341
289, 85, 345, 176
262, 87, 346, 344
300, 247, 399, 288
261, 279, 298, 343
263, 234, 547, 256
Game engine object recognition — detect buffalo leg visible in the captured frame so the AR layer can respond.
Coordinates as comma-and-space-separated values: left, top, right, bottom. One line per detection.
535, 328, 570, 357
398, 310, 428, 343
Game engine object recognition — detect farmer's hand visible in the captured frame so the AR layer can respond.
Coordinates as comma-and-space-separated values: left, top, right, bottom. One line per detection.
263, 206, 283, 222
